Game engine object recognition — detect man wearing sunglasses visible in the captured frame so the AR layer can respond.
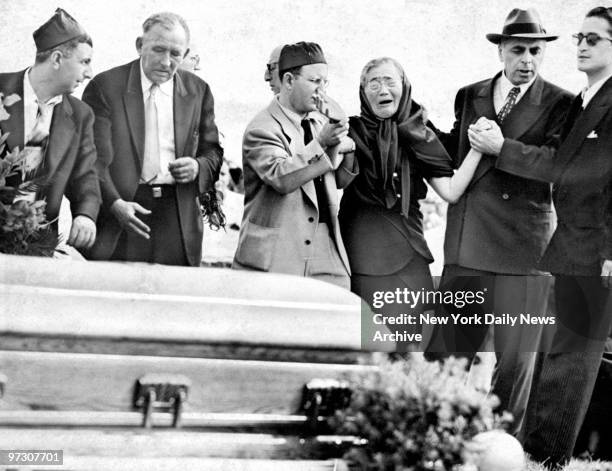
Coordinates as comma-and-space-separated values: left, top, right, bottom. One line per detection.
430, 8, 573, 439
233, 42, 355, 288
478, 6, 612, 466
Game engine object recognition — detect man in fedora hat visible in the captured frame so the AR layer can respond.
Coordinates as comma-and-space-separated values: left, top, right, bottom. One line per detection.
429, 8, 573, 437
233, 41, 354, 288
0, 8, 101, 250
472, 6, 612, 465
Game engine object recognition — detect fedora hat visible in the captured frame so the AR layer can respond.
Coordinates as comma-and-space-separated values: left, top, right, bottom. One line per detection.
486, 8, 558, 44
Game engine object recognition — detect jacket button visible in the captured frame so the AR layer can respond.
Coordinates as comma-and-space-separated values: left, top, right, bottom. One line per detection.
305, 240, 311, 245
308, 217, 314, 222
502, 193, 510, 200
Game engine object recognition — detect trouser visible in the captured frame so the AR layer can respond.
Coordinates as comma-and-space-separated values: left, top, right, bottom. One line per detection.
111, 184, 188, 266
524, 274, 612, 467
429, 264, 552, 436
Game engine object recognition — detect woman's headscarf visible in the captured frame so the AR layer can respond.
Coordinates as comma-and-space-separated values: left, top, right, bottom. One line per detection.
349, 59, 449, 217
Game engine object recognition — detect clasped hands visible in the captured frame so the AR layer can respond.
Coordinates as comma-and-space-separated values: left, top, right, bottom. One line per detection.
317, 119, 354, 169
111, 156, 199, 239
468, 117, 505, 156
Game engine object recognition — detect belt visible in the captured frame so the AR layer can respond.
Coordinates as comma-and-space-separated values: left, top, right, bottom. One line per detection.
138, 184, 175, 199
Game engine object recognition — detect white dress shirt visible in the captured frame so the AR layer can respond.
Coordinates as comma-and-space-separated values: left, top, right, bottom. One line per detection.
140, 61, 176, 184
582, 72, 612, 109
493, 72, 536, 115
23, 68, 62, 145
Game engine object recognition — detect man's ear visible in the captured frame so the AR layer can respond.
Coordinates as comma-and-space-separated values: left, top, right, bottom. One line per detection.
183, 48, 190, 59
283, 72, 293, 89
50, 50, 63, 69
135, 37, 143, 54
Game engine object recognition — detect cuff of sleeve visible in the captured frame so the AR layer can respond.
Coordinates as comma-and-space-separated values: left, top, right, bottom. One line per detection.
305, 138, 325, 159
72, 204, 99, 223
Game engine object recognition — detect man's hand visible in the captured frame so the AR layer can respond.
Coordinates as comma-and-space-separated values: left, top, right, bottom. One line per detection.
337, 135, 356, 155
468, 119, 505, 156
68, 215, 97, 249
169, 157, 199, 183
317, 119, 349, 148
110, 199, 151, 239
602, 259, 612, 288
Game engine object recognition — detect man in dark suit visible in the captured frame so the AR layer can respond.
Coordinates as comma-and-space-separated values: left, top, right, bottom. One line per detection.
83, 12, 222, 266
472, 6, 612, 465
432, 8, 573, 436
0, 8, 100, 250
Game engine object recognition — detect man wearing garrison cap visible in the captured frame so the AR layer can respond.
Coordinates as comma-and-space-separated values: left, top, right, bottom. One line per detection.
233, 41, 355, 288
429, 8, 573, 438
0, 8, 100, 250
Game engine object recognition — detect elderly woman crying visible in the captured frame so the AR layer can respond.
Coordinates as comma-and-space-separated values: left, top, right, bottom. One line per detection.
339, 57, 483, 350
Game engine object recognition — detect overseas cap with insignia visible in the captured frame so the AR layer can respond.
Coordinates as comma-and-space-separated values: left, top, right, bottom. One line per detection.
33, 8, 88, 52
278, 42, 326, 72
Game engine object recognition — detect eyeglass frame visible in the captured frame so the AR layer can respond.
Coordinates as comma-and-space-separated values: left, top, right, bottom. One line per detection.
292, 73, 329, 89
365, 76, 399, 92
572, 32, 612, 47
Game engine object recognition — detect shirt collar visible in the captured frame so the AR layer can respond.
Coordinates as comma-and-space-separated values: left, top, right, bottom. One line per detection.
24, 67, 63, 107
582, 72, 612, 108
276, 96, 311, 128
139, 60, 174, 97
499, 71, 536, 99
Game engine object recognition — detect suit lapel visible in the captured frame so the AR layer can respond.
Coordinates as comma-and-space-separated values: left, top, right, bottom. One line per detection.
45, 96, 75, 179
268, 100, 318, 207
471, 75, 548, 185
501, 75, 545, 140
556, 78, 612, 167
472, 76, 496, 121
470, 76, 499, 184
122, 61, 145, 171
173, 72, 196, 157
0, 70, 26, 152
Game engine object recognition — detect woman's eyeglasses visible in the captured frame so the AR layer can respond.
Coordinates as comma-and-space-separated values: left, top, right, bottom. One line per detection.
366, 77, 399, 92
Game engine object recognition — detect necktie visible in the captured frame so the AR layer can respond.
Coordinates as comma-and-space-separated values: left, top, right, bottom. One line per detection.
26, 100, 52, 146
497, 86, 520, 124
141, 84, 160, 183
301, 118, 330, 225
23, 100, 52, 177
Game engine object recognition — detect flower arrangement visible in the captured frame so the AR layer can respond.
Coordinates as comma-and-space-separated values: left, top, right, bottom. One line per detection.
0, 92, 58, 256
328, 354, 512, 471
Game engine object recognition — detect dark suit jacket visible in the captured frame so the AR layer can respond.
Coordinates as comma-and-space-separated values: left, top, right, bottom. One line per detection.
441, 73, 573, 274
0, 70, 101, 224
82, 60, 223, 266
497, 77, 612, 275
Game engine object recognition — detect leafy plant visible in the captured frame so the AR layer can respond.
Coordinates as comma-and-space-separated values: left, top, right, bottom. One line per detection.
0, 92, 59, 256
328, 354, 512, 471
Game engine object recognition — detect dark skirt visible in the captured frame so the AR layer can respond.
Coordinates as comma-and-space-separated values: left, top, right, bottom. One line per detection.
352, 253, 434, 348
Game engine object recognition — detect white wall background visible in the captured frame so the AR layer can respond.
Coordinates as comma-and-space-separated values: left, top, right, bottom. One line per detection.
0, 0, 601, 165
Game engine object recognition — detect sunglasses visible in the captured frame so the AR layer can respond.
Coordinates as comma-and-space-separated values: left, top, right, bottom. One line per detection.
572, 32, 612, 47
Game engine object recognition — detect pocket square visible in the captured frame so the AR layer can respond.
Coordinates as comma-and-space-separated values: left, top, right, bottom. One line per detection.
587, 130, 598, 138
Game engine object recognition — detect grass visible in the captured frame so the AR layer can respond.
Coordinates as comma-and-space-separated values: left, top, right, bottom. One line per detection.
526, 459, 612, 471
